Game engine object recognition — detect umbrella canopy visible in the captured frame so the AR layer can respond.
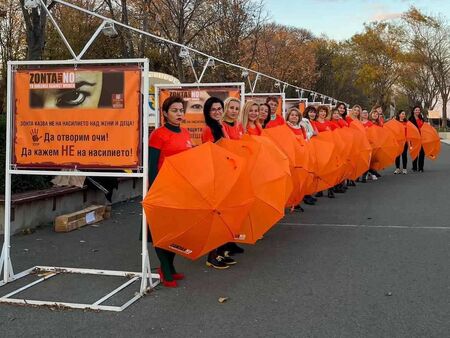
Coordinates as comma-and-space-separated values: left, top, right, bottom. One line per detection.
384, 119, 406, 157
420, 123, 441, 160
349, 121, 372, 179
217, 135, 292, 243
406, 122, 421, 160
262, 125, 307, 207
308, 131, 342, 191
142, 142, 254, 260
366, 126, 399, 171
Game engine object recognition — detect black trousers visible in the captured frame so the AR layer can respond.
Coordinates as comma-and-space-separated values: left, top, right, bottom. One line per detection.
412, 147, 425, 171
395, 143, 408, 169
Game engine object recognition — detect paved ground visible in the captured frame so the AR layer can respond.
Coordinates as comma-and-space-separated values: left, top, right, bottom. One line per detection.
1, 144, 449, 338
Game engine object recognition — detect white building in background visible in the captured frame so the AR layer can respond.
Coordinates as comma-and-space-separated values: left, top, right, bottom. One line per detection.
428, 97, 449, 125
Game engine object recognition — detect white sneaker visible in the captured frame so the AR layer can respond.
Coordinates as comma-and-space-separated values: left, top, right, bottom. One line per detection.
371, 174, 378, 181
402, 169, 407, 175
394, 168, 401, 174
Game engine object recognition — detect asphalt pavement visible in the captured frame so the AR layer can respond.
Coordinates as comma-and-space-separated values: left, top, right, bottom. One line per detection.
1, 144, 449, 338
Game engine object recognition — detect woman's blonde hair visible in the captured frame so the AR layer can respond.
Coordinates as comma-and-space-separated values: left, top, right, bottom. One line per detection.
241, 100, 260, 130
223, 97, 241, 120
286, 107, 301, 126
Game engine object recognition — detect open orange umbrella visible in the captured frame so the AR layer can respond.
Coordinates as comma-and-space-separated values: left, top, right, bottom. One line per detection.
262, 125, 307, 207
366, 126, 399, 171
217, 135, 292, 244
420, 123, 441, 160
384, 119, 406, 157
142, 142, 254, 260
349, 121, 372, 179
308, 131, 343, 191
406, 122, 421, 160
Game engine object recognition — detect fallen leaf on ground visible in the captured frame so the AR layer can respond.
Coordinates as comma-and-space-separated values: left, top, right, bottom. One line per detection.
218, 297, 229, 303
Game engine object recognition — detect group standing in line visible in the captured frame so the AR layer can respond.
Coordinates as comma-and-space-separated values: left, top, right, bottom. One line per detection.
147, 95, 429, 287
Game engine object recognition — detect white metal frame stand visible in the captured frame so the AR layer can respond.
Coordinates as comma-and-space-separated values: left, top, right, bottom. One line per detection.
0, 58, 159, 312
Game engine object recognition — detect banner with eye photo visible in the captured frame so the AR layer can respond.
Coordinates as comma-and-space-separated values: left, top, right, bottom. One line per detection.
244, 93, 285, 118
13, 66, 142, 169
285, 98, 308, 115
156, 83, 245, 146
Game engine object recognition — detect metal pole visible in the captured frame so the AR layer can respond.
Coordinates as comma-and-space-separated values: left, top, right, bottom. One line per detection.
140, 59, 152, 292
39, 0, 77, 59
3, 62, 14, 283
77, 21, 107, 60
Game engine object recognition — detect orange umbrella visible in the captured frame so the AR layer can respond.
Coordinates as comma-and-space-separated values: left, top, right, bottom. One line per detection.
262, 125, 307, 207
308, 131, 342, 191
420, 123, 441, 160
142, 142, 254, 260
406, 122, 421, 160
217, 135, 292, 243
366, 126, 399, 171
349, 121, 372, 179
384, 119, 406, 157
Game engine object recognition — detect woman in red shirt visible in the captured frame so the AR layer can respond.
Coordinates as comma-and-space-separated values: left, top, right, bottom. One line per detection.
201, 97, 240, 269
265, 96, 286, 128
259, 103, 271, 128
409, 105, 425, 172
313, 105, 335, 132
222, 97, 244, 140
148, 96, 193, 287
394, 110, 409, 174
313, 105, 336, 198
242, 100, 262, 136
359, 109, 373, 128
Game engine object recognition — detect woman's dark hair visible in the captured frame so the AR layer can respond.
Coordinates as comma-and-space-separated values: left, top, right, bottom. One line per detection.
395, 110, 406, 121
161, 96, 185, 123
261, 103, 271, 128
303, 106, 317, 120
203, 97, 225, 142
335, 102, 347, 118
409, 105, 423, 120
162, 96, 184, 114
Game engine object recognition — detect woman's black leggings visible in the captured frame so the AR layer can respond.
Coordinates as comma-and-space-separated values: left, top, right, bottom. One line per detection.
412, 147, 425, 171
395, 143, 408, 169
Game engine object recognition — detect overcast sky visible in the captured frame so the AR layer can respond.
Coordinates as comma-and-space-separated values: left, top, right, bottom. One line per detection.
264, 0, 450, 40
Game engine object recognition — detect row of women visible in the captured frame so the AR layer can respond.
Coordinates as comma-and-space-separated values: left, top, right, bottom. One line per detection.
143, 94, 439, 287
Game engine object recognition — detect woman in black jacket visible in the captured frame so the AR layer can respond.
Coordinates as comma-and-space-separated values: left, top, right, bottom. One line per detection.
409, 106, 426, 172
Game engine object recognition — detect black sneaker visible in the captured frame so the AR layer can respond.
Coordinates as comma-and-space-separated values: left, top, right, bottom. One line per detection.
310, 196, 318, 202
327, 190, 335, 198
206, 256, 230, 269
226, 242, 245, 255
218, 255, 237, 265
303, 197, 315, 205
315, 191, 323, 197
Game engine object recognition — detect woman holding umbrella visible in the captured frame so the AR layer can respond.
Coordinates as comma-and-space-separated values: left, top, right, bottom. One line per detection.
202, 97, 240, 269
265, 96, 286, 128
222, 97, 244, 140
242, 100, 262, 136
286, 107, 306, 138
148, 96, 193, 287
409, 105, 426, 172
394, 110, 409, 174
300, 106, 319, 140
258, 103, 270, 128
